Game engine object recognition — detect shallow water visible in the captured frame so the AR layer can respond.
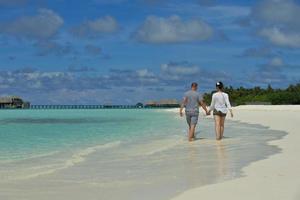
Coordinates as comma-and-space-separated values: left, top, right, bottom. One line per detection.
0, 109, 286, 200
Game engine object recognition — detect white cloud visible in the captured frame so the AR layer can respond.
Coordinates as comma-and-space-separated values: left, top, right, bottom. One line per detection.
136, 69, 155, 77
269, 57, 284, 67
35, 41, 74, 56
259, 27, 300, 48
0, 9, 63, 40
251, 0, 300, 48
159, 62, 201, 81
71, 16, 119, 38
161, 62, 199, 76
208, 6, 251, 17
0, 0, 27, 6
134, 15, 213, 43
253, 0, 300, 28
240, 46, 274, 58
85, 44, 102, 55
250, 57, 289, 85
0, 61, 233, 104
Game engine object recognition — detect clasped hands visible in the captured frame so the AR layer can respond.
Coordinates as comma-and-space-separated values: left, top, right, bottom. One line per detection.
179, 110, 211, 117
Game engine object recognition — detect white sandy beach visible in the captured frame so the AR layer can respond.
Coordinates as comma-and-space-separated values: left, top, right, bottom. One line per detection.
172, 105, 300, 200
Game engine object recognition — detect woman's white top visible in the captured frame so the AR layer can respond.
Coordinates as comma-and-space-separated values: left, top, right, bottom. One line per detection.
209, 92, 232, 114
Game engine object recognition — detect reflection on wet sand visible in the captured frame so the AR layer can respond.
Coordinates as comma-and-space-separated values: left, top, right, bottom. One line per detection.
185, 142, 199, 188
184, 139, 229, 188
215, 141, 228, 177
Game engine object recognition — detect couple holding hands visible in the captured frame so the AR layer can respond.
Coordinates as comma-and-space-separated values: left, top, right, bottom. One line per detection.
179, 82, 233, 142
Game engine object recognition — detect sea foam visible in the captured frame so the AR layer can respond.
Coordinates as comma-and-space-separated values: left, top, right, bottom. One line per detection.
0, 141, 121, 181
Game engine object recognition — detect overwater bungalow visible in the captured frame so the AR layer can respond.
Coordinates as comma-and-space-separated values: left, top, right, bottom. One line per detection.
0, 96, 30, 109
145, 99, 180, 108
135, 102, 144, 108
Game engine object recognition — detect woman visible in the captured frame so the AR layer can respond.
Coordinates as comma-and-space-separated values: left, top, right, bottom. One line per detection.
208, 82, 233, 140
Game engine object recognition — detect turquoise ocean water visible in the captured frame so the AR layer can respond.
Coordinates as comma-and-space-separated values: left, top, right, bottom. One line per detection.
0, 109, 287, 200
0, 109, 178, 162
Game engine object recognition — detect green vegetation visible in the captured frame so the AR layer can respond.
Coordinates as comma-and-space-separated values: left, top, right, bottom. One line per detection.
203, 83, 300, 106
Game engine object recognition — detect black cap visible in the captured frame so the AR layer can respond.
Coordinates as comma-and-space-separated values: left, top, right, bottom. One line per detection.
216, 81, 224, 89
191, 82, 198, 88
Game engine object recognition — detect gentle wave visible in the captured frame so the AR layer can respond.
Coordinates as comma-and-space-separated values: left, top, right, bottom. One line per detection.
126, 136, 186, 156
65, 141, 121, 167
0, 141, 121, 181
0, 150, 60, 164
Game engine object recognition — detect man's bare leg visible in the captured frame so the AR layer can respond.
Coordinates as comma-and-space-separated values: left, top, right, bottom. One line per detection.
189, 124, 196, 141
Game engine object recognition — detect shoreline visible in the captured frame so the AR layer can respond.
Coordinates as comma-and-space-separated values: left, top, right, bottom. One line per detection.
0, 106, 299, 199
171, 105, 300, 200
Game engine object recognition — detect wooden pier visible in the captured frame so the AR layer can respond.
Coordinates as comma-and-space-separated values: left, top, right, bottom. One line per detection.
29, 105, 143, 109
0, 104, 179, 110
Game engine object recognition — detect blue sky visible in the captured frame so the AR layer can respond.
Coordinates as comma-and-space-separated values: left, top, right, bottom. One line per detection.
0, 0, 300, 104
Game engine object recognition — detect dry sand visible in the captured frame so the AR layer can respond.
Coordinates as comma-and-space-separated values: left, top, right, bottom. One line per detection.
172, 105, 300, 200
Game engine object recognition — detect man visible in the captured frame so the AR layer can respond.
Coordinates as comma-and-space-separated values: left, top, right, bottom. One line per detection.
180, 82, 209, 142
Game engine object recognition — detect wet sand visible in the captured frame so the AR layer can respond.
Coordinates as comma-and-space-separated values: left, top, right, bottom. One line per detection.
172, 105, 300, 200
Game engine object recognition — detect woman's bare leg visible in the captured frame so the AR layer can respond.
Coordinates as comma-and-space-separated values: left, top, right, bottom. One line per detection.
220, 116, 226, 139
214, 115, 222, 140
